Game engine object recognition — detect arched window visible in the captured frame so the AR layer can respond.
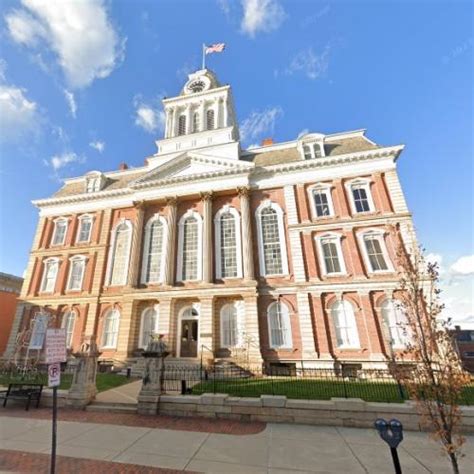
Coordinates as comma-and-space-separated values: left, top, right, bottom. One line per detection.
62, 310, 76, 348
29, 312, 49, 349
330, 300, 360, 348
178, 115, 186, 135
102, 308, 120, 348
142, 216, 167, 284
177, 211, 202, 281
41, 258, 59, 293
206, 109, 215, 130
267, 301, 292, 349
139, 305, 159, 349
381, 299, 408, 348
192, 112, 200, 133
214, 207, 242, 279
256, 202, 288, 276
220, 302, 242, 348
108, 220, 132, 286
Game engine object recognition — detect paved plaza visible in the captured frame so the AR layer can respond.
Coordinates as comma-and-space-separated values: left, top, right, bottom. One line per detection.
0, 411, 472, 473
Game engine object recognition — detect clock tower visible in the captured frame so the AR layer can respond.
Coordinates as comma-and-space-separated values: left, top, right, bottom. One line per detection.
153, 69, 240, 161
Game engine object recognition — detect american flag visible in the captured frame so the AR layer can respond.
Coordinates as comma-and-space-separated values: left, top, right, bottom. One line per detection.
205, 43, 226, 54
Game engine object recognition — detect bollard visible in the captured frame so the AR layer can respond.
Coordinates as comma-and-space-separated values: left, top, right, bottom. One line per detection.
374, 418, 404, 474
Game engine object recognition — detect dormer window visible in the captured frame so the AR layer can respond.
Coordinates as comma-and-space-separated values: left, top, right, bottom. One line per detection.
85, 172, 105, 193
298, 133, 326, 160
303, 142, 324, 159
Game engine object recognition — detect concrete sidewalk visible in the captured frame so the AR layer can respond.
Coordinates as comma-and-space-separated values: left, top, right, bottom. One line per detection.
0, 415, 472, 473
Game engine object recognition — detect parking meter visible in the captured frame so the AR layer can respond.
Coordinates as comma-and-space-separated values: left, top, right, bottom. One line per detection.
374, 418, 404, 473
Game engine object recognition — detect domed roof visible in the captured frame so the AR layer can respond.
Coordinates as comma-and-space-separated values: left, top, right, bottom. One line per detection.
181, 69, 221, 96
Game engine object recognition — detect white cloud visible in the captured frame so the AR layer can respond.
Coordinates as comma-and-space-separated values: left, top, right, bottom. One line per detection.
5, 0, 125, 89
46, 151, 85, 171
240, 106, 283, 142
240, 0, 285, 37
297, 128, 309, 139
63, 89, 77, 118
133, 97, 166, 134
89, 140, 105, 153
450, 255, 474, 276
285, 45, 331, 80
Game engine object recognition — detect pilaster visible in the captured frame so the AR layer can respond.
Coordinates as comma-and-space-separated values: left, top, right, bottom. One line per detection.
164, 197, 178, 285
237, 187, 255, 280
201, 191, 213, 283
128, 202, 146, 287
243, 295, 263, 364
115, 300, 135, 358
296, 292, 318, 358
199, 297, 214, 357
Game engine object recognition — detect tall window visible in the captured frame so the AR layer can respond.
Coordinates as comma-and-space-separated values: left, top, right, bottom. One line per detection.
267, 302, 292, 349
102, 308, 120, 348
29, 313, 49, 349
41, 259, 59, 293
330, 300, 359, 348
352, 186, 370, 212
215, 207, 242, 279
381, 300, 408, 348
108, 221, 132, 286
192, 112, 200, 133
221, 303, 241, 348
77, 215, 93, 243
142, 217, 166, 284
62, 310, 76, 348
346, 180, 374, 214
308, 184, 335, 219
51, 218, 67, 246
67, 256, 86, 291
358, 230, 393, 273
206, 109, 215, 130
316, 234, 346, 276
179, 213, 201, 281
178, 115, 186, 135
256, 202, 288, 276
139, 306, 159, 349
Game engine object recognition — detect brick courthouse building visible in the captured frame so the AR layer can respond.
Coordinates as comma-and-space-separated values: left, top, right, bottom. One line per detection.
5, 69, 418, 371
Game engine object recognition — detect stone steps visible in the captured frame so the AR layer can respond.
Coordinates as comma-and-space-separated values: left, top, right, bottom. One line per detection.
86, 401, 138, 414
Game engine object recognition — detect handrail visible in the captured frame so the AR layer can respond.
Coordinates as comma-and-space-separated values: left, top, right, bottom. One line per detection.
200, 344, 214, 373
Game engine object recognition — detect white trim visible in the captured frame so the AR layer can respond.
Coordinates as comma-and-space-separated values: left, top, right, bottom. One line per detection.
40, 257, 60, 293
51, 217, 68, 246
381, 299, 408, 349
307, 183, 335, 219
329, 299, 360, 349
140, 214, 168, 284
297, 133, 326, 160
105, 219, 133, 286
61, 309, 77, 348
214, 205, 243, 279
345, 178, 376, 215
66, 254, 88, 291
315, 232, 347, 276
255, 200, 289, 277
176, 210, 203, 282
139, 304, 160, 349
101, 307, 121, 349
176, 303, 201, 358
76, 214, 94, 243
267, 301, 292, 349
356, 228, 395, 274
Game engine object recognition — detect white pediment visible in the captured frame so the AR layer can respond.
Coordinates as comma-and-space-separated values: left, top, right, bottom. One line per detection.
131, 152, 254, 188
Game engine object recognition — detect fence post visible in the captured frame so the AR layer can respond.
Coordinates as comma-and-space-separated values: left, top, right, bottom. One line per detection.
342, 374, 348, 398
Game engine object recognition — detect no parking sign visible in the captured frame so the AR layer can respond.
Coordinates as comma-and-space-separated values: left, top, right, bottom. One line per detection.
48, 363, 61, 387
46, 329, 66, 388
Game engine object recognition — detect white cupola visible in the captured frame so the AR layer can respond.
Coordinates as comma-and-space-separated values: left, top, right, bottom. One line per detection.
153, 69, 240, 160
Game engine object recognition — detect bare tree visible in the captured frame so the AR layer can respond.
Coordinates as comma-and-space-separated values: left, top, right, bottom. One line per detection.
395, 237, 470, 474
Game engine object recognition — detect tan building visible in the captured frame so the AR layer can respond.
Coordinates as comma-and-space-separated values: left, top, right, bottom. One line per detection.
5, 69, 418, 371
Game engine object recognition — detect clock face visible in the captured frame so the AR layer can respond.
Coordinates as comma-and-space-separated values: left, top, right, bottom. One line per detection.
184, 76, 211, 94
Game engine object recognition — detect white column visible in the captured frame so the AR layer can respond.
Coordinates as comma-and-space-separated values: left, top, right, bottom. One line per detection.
223, 96, 228, 128
167, 108, 175, 138
215, 97, 221, 129
201, 192, 213, 283
199, 297, 214, 357
296, 292, 318, 358
185, 103, 192, 134
238, 187, 255, 280
164, 197, 178, 285
128, 202, 145, 287
200, 101, 206, 131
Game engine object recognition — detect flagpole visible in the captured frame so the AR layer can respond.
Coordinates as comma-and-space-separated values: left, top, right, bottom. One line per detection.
202, 43, 206, 70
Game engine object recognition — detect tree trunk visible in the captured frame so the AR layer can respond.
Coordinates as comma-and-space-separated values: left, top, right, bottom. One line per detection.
449, 452, 460, 474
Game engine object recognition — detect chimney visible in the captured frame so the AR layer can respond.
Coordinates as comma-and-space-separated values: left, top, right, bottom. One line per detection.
119, 162, 128, 170
261, 137, 274, 146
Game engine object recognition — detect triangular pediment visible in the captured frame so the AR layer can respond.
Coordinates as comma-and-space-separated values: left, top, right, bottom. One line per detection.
131, 152, 254, 188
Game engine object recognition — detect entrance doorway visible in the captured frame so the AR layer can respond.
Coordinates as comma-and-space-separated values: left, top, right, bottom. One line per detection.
178, 305, 199, 358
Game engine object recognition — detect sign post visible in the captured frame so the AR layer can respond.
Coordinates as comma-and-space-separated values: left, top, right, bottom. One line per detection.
46, 329, 67, 474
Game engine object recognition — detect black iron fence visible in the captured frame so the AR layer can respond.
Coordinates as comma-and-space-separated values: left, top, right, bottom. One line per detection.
161, 366, 474, 405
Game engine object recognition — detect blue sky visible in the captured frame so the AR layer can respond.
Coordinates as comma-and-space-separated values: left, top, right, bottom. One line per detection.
0, 0, 472, 325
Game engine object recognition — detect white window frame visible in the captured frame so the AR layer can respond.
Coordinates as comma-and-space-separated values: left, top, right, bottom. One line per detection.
220, 301, 244, 348
297, 133, 326, 160
267, 301, 293, 349
255, 200, 289, 277
315, 232, 347, 276
62, 309, 76, 348
345, 178, 376, 214
106, 219, 133, 286
330, 299, 360, 349
76, 214, 94, 243
139, 304, 160, 349
101, 308, 120, 349
40, 257, 60, 293
176, 303, 200, 358
85, 172, 105, 193
29, 312, 50, 349
307, 184, 335, 219
214, 206, 243, 279
357, 228, 394, 274
51, 217, 68, 246
177, 210, 203, 282
141, 214, 168, 284
381, 299, 408, 349
206, 108, 215, 130
66, 255, 87, 291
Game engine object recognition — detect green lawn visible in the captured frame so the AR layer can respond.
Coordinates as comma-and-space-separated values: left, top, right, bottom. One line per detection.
191, 377, 474, 404
0, 373, 135, 392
